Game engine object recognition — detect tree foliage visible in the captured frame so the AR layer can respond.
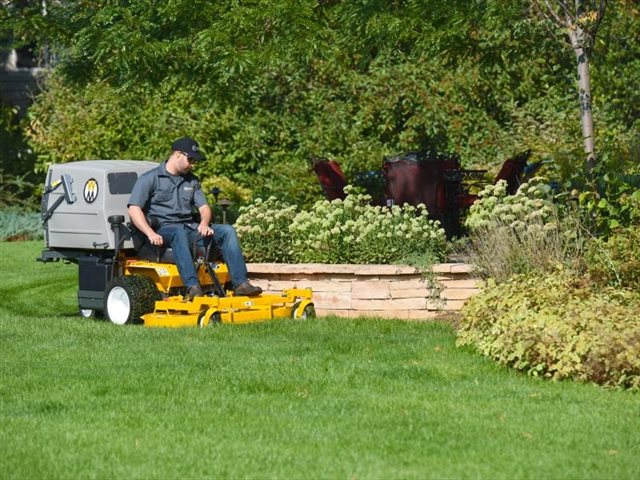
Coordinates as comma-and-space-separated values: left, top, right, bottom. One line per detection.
4, 0, 639, 207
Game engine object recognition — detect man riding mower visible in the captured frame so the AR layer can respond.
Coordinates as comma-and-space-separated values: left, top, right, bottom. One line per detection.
38, 145, 314, 327
127, 137, 263, 301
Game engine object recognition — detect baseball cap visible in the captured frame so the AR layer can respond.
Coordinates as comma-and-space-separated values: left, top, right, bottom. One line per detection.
171, 136, 204, 161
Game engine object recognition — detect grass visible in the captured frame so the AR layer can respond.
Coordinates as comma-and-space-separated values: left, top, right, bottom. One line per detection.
1, 241, 639, 479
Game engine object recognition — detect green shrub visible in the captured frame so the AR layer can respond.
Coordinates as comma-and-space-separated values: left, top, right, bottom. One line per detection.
0, 170, 41, 209
290, 188, 446, 264
0, 100, 39, 208
0, 209, 43, 241
235, 187, 446, 264
457, 271, 640, 389
563, 135, 640, 235
585, 226, 640, 289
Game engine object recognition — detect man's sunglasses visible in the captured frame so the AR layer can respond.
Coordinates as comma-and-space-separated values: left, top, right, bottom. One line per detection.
181, 152, 196, 163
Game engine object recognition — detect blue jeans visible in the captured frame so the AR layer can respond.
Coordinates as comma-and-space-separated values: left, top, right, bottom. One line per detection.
157, 223, 248, 289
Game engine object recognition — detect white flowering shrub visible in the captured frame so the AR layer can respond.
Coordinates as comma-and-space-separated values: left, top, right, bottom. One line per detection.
236, 187, 447, 264
465, 178, 556, 233
235, 197, 298, 263
460, 178, 586, 282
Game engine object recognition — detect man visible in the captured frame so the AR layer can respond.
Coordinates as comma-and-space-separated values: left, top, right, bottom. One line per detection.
127, 136, 262, 299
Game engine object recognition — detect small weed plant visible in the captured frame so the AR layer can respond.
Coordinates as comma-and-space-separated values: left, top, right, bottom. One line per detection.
236, 187, 446, 264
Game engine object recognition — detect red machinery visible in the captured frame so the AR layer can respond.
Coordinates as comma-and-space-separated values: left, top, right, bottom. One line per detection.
312, 150, 532, 237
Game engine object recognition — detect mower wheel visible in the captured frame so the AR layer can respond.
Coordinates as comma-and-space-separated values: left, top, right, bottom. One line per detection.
104, 275, 160, 325
79, 308, 101, 319
198, 310, 222, 327
292, 302, 316, 319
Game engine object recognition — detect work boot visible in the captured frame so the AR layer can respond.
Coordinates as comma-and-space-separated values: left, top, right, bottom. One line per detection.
185, 284, 204, 301
234, 281, 262, 297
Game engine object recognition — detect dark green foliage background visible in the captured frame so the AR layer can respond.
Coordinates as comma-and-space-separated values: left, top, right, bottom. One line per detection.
3, 1, 638, 207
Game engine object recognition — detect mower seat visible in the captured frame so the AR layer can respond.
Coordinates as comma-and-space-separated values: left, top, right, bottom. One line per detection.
130, 225, 222, 264
135, 242, 178, 264
129, 224, 178, 263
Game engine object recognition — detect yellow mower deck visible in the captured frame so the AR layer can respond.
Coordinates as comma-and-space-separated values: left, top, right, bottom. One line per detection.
123, 258, 231, 292
142, 288, 314, 328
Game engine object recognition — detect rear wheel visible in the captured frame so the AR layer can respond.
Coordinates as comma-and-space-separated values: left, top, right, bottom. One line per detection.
104, 275, 160, 325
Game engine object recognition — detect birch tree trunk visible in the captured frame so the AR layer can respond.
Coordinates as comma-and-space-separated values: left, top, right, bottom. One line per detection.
531, 0, 606, 175
567, 24, 596, 173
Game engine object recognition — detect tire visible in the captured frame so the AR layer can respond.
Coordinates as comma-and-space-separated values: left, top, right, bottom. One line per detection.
198, 310, 222, 327
104, 275, 160, 325
79, 308, 101, 319
293, 302, 316, 319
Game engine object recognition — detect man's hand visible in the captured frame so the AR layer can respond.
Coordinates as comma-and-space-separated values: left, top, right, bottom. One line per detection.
148, 232, 164, 246
198, 223, 214, 237
197, 205, 213, 237
128, 205, 163, 246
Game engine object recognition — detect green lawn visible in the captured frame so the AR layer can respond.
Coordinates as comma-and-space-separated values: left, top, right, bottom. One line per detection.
1, 241, 639, 479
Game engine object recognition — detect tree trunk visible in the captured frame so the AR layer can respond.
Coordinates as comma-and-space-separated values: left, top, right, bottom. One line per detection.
568, 27, 597, 174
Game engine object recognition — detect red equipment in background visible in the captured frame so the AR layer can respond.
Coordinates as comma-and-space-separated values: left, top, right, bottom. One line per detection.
311, 157, 348, 201
312, 150, 532, 237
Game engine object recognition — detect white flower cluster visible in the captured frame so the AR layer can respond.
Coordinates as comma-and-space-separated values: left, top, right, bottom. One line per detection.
236, 187, 446, 264
465, 178, 557, 234
235, 197, 298, 262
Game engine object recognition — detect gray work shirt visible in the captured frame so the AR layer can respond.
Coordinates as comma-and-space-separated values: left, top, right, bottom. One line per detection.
128, 161, 208, 227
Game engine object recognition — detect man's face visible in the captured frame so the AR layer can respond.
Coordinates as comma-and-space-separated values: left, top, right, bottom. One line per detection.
175, 151, 197, 173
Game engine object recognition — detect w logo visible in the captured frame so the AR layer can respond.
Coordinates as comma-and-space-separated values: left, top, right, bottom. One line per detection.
83, 179, 99, 203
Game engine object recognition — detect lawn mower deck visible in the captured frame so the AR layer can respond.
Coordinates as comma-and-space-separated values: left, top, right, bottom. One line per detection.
142, 288, 314, 327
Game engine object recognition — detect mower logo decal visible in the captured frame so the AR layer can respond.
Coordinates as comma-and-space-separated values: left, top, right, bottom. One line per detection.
83, 178, 99, 203
157, 268, 169, 277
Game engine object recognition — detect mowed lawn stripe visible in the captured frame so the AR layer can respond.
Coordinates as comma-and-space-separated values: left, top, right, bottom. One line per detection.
1, 241, 639, 479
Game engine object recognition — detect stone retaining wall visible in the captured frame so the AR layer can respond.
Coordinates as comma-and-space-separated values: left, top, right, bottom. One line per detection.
248, 263, 483, 319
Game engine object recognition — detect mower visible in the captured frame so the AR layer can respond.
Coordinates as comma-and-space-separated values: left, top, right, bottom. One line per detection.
38, 160, 315, 327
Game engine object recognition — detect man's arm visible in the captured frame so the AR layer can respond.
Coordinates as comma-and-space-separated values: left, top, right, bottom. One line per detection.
128, 205, 164, 246
197, 204, 213, 237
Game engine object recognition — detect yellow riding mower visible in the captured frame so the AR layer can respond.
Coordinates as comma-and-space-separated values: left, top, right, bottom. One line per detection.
38, 160, 314, 327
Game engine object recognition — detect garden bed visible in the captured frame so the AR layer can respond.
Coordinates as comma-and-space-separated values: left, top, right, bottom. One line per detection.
248, 263, 482, 319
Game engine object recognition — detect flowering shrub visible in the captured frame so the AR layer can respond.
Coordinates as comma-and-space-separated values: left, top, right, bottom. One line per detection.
236, 187, 446, 264
460, 178, 586, 282
234, 197, 298, 263
465, 178, 556, 232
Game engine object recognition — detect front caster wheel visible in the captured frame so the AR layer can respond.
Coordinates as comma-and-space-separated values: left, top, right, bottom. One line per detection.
198, 310, 222, 327
79, 308, 101, 319
292, 302, 316, 319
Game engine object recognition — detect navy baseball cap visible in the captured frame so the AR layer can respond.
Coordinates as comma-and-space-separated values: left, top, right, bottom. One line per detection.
171, 136, 204, 161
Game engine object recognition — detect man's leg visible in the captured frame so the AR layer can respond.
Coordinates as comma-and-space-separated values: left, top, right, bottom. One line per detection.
157, 223, 199, 289
212, 224, 249, 287
212, 224, 261, 296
